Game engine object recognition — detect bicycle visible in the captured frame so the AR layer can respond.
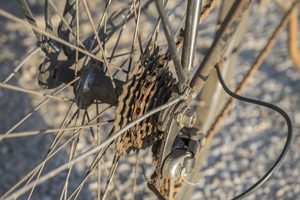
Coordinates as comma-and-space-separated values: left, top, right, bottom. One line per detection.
0, 0, 297, 199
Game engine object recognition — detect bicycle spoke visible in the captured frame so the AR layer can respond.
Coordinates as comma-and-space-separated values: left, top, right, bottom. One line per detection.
50, 109, 80, 151
26, 107, 80, 200
131, 150, 140, 200
25, 103, 114, 199
75, 0, 80, 76
49, 0, 124, 73
26, 161, 43, 200
1, 104, 112, 199
85, 110, 96, 138
47, 0, 86, 49
81, 0, 117, 91
26, 109, 79, 199
67, 143, 121, 200
59, 111, 81, 200
126, 0, 142, 76
0, 102, 75, 199
66, 129, 113, 199
3, 94, 185, 200
102, 154, 120, 200
84, 0, 113, 58
67, 144, 109, 200
2, 47, 41, 83
0, 8, 124, 72
108, 2, 135, 65
0, 82, 73, 102
1, 77, 79, 139
0, 120, 112, 139
108, 0, 137, 80
132, 0, 143, 54
145, 0, 170, 51
95, 103, 101, 200
22, 110, 79, 198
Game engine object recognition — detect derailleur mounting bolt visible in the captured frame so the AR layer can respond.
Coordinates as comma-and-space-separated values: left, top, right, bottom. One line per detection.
177, 108, 196, 128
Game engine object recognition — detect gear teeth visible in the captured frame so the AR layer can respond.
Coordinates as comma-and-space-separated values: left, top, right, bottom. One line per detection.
113, 45, 175, 155
114, 39, 185, 198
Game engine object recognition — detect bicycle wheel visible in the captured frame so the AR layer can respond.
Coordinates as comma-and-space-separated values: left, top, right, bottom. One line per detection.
0, 1, 205, 199
0, 0, 292, 199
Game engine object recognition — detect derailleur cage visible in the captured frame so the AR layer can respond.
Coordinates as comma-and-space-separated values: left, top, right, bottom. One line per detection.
156, 90, 199, 179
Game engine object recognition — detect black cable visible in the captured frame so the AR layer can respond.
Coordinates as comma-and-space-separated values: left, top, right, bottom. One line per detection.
215, 64, 293, 200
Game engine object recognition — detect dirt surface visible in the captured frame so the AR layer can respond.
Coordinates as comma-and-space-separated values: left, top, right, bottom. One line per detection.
0, 1, 299, 200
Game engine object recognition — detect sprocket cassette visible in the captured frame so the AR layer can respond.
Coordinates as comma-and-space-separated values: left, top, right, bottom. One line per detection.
114, 45, 176, 155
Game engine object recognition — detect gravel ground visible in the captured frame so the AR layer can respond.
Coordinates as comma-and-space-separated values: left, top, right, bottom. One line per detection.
0, 1, 299, 200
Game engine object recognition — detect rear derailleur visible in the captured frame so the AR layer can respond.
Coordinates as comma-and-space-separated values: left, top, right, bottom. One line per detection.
148, 89, 204, 198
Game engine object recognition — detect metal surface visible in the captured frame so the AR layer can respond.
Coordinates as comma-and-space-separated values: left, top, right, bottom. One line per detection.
155, 0, 187, 92
288, 6, 300, 68
114, 45, 176, 155
176, 106, 196, 128
183, 3, 299, 199
178, 1, 252, 198
181, 0, 202, 72
162, 150, 192, 178
190, 0, 252, 94
205, 0, 299, 142
2, 93, 187, 200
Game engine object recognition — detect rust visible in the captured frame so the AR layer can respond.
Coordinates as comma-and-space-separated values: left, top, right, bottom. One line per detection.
114, 46, 175, 155
288, 6, 300, 69
197, 0, 300, 177
191, 0, 253, 94
200, 0, 219, 22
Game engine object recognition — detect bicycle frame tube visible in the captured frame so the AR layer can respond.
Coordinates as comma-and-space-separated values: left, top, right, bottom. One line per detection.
155, 0, 188, 92
190, 0, 252, 94
182, 0, 202, 73
156, 0, 252, 96
155, 0, 202, 91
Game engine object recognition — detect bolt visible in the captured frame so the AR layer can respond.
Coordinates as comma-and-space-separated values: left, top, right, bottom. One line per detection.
178, 108, 196, 128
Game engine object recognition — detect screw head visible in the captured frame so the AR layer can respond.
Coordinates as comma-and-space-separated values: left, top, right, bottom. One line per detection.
179, 109, 196, 128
